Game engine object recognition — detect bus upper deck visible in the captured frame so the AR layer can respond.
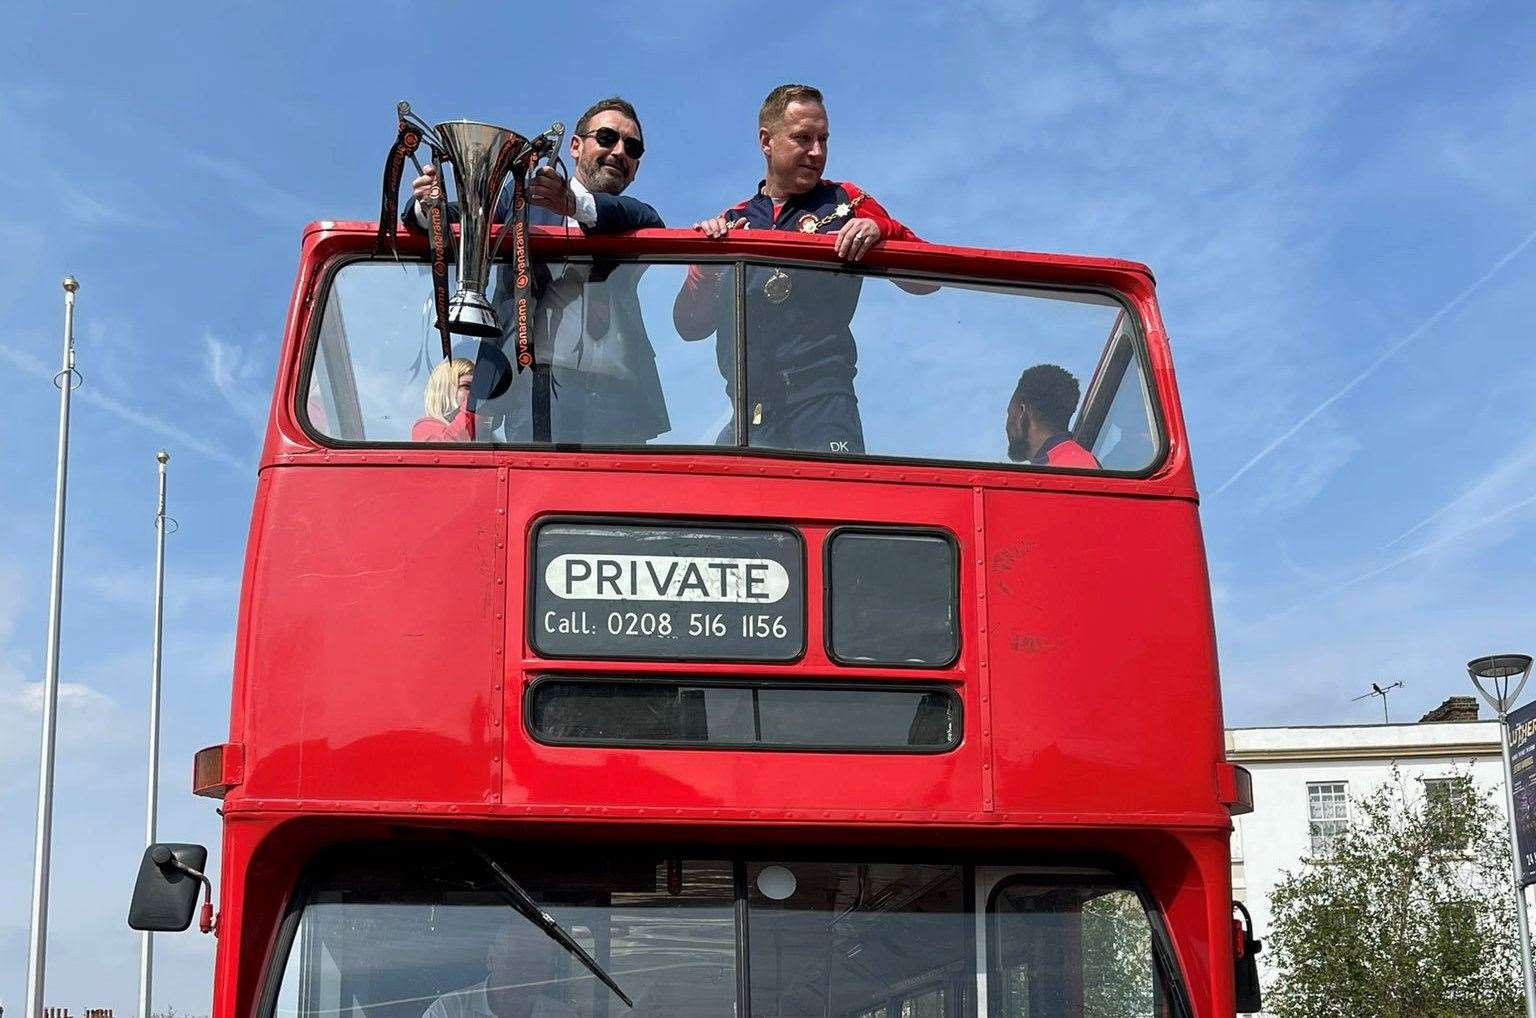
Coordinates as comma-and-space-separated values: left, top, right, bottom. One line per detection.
140, 222, 1249, 1017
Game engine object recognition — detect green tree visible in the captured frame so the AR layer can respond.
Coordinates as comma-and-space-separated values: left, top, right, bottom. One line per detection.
1266, 768, 1525, 1018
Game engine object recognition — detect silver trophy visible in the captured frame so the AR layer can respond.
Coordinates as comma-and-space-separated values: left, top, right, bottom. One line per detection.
396, 103, 564, 337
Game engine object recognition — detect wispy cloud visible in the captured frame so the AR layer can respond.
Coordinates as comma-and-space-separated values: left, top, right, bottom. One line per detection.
1209, 222, 1536, 499
48, 174, 150, 229
205, 332, 271, 432
1248, 430, 1536, 630
187, 151, 313, 225
0, 343, 250, 470
1385, 438, 1536, 550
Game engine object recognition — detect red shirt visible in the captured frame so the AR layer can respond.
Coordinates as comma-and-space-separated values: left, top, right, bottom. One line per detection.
1036, 434, 1100, 469
411, 412, 475, 443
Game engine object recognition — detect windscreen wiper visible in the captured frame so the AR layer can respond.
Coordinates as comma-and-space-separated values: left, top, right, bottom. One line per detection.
461, 838, 634, 1008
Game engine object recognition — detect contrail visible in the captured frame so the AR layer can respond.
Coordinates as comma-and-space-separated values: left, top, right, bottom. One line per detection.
1, 344, 251, 471
1383, 438, 1536, 549
1210, 223, 1536, 499
1259, 487, 1536, 626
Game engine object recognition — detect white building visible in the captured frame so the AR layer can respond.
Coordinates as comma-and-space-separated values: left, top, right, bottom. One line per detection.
1226, 695, 1528, 995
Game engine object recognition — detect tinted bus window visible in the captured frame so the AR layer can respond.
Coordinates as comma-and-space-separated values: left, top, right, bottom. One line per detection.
527, 678, 960, 752
826, 530, 958, 667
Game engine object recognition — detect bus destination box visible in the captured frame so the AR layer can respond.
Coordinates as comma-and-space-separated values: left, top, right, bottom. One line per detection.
531, 519, 805, 661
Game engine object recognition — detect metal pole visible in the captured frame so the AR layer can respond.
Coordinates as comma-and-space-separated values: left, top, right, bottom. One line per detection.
23, 276, 80, 1018
137, 451, 170, 1018
1498, 711, 1536, 1018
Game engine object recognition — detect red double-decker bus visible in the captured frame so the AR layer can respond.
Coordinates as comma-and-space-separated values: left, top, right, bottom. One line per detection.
133, 219, 1256, 1017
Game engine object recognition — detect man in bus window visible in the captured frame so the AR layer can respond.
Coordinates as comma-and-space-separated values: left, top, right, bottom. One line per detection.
405, 97, 670, 445
423, 921, 577, 1018
672, 83, 925, 455
1005, 364, 1101, 468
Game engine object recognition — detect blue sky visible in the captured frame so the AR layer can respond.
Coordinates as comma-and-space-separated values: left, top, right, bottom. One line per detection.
3, 0, 1536, 1010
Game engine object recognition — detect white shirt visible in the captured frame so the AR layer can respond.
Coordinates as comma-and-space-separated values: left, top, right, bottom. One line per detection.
415, 175, 597, 230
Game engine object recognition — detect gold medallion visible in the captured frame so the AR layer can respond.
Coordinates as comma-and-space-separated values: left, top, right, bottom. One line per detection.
764, 268, 792, 304
797, 213, 820, 234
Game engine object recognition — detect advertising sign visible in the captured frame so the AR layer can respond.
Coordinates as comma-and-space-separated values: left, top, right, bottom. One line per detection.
530, 520, 804, 661
1506, 699, 1536, 886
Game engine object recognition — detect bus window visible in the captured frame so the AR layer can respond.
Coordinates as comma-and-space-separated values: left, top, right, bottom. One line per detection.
746, 862, 972, 1018
739, 268, 1156, 470
271, 850, 737, 1018
301, 260, 735, 447
526, 678, 960, 752
1075, 318, 1158, 471
300, 257, 1160, 472
267, 850, 1191, 1018
989, 878, 1179, 1018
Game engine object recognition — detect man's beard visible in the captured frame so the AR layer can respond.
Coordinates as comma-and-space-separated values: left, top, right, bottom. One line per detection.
1007, 435, 1031, 462
580, 154, 629, 195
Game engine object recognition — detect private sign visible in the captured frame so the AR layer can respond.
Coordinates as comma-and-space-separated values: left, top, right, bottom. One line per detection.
545, 554, 790, 603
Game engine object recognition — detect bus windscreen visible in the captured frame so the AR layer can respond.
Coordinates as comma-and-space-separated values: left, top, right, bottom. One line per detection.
269, 847, 1188, 1018
301, 259, 1160, 472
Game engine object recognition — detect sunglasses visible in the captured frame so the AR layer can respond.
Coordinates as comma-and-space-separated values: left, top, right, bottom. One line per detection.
579, 127, 645, 159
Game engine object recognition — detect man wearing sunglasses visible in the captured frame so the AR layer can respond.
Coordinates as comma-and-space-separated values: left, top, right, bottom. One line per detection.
672, 83, 926, 457
405, 97, 661, 232
405, 98, 670, 446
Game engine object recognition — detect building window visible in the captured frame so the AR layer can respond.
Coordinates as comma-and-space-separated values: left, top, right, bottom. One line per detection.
1424, 775, 1471, 851
1308, 781, 1349, 855
1423, 776, 1467, 810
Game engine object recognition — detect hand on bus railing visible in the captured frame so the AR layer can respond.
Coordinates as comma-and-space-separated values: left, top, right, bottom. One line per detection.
692, 216, 748, 240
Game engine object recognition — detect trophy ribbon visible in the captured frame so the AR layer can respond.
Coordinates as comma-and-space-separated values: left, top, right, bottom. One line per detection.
376, 103, 455, 360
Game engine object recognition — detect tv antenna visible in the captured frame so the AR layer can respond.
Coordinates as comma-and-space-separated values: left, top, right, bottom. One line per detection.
1352, 681, 1404, 723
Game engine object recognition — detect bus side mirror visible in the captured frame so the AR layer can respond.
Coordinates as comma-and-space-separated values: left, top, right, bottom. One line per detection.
129, 843, 210, 932
1232, 901, 1263, 1013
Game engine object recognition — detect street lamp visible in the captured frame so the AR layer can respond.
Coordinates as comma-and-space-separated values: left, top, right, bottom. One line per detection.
1470, 653, 1536, 1018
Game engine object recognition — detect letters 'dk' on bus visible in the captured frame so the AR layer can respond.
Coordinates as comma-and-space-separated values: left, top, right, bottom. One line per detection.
132, 164, 1260, 1016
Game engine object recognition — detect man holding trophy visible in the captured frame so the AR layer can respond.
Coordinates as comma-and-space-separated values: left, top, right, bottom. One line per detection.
404, 97, 670, 446
405, 97, 661, 234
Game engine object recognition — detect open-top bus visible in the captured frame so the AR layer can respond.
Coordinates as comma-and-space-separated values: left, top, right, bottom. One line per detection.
131, 218, 1257, 1017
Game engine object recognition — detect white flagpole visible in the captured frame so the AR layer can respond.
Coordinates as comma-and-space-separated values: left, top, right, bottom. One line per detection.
24, 276, 80, 1018
138, 450, 171, 1018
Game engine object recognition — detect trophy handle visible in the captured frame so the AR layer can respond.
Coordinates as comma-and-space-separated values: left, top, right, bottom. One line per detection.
396, 101, 444, 154
535, 121, 566, 168
488, 122, 568, 267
